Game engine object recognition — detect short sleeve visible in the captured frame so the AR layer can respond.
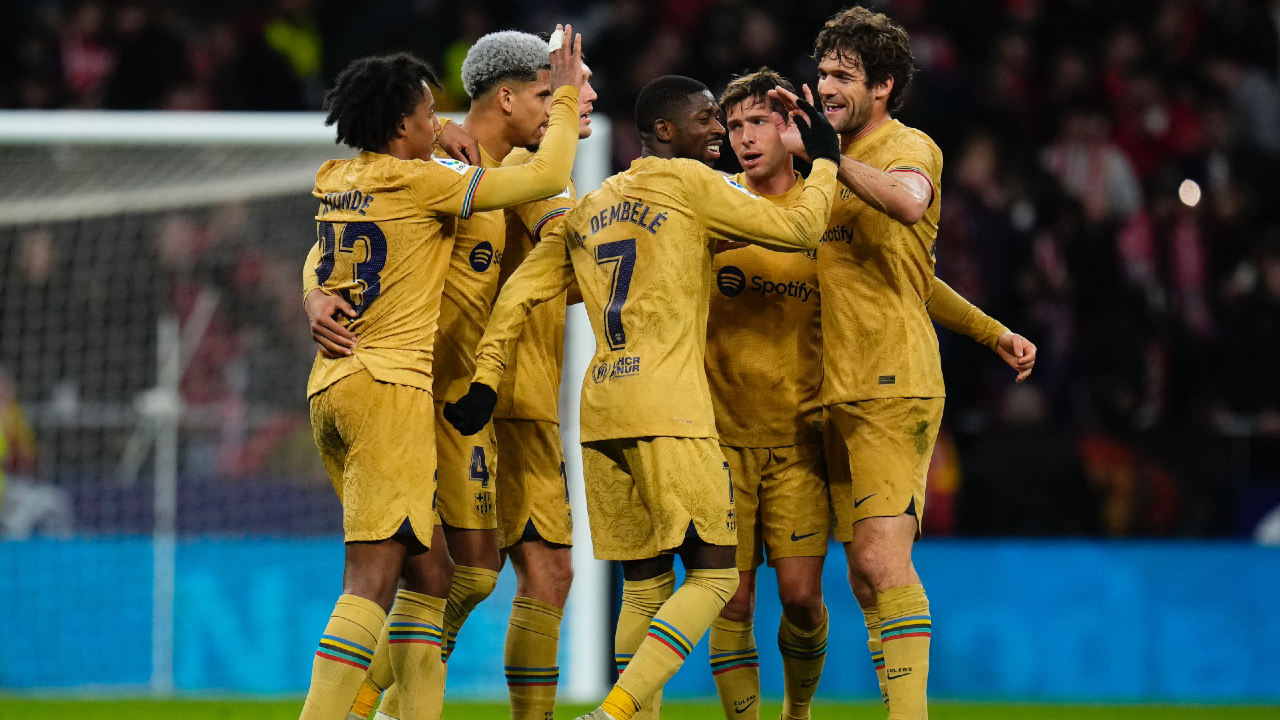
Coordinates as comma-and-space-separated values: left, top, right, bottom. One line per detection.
884, 133, 941, 207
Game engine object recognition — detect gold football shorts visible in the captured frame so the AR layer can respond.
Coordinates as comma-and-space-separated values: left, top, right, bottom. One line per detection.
721, 442, 828, 571
825, 397, 944, 542
581, 436, 736, 561
494, 418, 572, 549
310, 369, 437, 547
434, 401, 498, 530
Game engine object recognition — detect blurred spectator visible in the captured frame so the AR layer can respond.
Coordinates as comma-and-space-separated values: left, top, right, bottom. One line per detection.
103, 3, 187, 109
1041, 104, 1143, 222
58, 1, 114, 107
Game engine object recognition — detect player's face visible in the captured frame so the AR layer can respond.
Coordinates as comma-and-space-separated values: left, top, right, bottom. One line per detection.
577, 62, 597, 139
726, 97, 789, 182
817, 51, 875, 135
509, 69, 553, 148
670, 90, 725, 166
401, 85, 442, 160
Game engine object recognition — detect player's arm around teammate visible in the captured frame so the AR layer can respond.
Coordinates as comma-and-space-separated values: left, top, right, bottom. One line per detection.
703, 69, 831, 720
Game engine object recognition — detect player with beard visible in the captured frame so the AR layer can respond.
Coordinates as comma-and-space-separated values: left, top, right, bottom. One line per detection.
707, 68, 1035, 720
767, 8, 1037, 719
304, 30, 590, 720
442, 74, 841, 720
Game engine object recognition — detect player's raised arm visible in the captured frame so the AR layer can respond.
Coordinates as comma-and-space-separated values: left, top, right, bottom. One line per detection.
465, 26, 586, 212
444, 223, 577, 435
694, 98, 841, 252
929, 277, 1036, 381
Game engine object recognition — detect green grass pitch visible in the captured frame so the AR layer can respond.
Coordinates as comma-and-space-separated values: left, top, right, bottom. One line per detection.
3, 700, 1279, 720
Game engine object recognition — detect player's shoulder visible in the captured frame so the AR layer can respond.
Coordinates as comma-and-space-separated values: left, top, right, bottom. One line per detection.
884, 121, 942, 163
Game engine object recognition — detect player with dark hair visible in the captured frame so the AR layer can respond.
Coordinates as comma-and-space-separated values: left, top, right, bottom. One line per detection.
708, 67, 1036, 720
766, 8, 1037, 719
442, 73, 840, 720
298, 33, 584, 720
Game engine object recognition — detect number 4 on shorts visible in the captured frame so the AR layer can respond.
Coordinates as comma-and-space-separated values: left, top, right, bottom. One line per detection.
469, 446, 490, 488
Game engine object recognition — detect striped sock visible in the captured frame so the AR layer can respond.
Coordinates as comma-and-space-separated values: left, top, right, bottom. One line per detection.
863, 606, 888, 707
505, 596, 563, 720
349, 616, 393, 719
709, 616, 759, 720
614, 572, 675, 720
300, 594, 384, 720
443, 565, 499, 664
778, 609, 828, 720
387, 590, 447, 720
615, 569, 738, 712
878, 585, 931, 720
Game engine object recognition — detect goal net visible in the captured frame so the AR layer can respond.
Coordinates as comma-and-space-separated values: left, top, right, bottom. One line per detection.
0, 111, 611, 698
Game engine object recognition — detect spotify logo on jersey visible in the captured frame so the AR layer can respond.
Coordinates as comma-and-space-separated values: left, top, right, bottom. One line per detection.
717, 265, 746, 297
470, 241, 495, 272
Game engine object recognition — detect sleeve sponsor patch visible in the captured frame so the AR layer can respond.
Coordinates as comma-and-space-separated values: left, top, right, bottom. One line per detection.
433, 157, 471, 175
723, 175, 759, 199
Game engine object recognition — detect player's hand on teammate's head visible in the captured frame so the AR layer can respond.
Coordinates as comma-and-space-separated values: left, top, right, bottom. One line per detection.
995, 332, 1037, 382
444, 382, 499, 436
305, 289, 358, 358
548, 24, 585, 92
769, 83, 840, 165
438, 120, 480, 165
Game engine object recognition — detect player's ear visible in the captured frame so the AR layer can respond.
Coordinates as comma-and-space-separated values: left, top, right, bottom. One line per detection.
873, 75, 894, 102
653, 118, 675, 143
393, 114, 409, 140
498, 86, 514, 114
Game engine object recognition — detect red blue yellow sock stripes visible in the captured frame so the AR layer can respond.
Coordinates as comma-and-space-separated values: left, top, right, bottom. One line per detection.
388, 621, 443, 647
316, 633, 375, 670
710, 648, 759, 676
880, 614, 931, 642
778, 632, 828, 660
505, 665, 559, 687
870, 648, 885, 671
615, 652, 633, 675
442, 629, 460, 663
647, 618, 694, 660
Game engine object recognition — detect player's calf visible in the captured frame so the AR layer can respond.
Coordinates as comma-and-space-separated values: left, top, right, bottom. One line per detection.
506, 536, 573, 720
710, 570, 760, 720
774, 556, 828, 720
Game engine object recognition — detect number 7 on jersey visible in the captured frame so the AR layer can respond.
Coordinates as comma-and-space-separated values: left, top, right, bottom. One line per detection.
596, 238, 636, 351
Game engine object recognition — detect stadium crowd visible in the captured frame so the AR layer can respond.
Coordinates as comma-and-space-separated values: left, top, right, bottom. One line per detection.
3, 0, 1280, 539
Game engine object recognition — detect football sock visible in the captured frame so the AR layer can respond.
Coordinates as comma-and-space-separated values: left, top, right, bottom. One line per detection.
386, 590, 447, 720
778, 608, 828, 720
300, 594, 385, 720
614, 571, 676, 720
505, 596, 564, 720
443, 565, 500, 662
709, 616, 760, 720
373, 686, 399, 720
878, 584, 931, 720
863, 606, 889, 707
349, 616, 394, 719
615, 568, 739, 713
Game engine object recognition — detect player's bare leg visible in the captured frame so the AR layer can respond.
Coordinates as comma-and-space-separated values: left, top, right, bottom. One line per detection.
774, 556, 827, 720
846, 513, 928, 719
504, 534, 573, 719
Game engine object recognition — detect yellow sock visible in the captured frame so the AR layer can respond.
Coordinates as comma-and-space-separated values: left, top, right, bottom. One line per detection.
387, 590, 447, 720
300, 594, 385, 720
350, 680, 382, 719
614, 571, 675, 720
601, 685, 641, 720
778, 609, 828, 720
615, 568, 739, 711
374, 685, 400, 720
877, 584, 931, 720
349, 618, 393, 719
505, 596, 564, 720
863, 606, 888, 707
709, 616, 759, 720
443, 565, 499, 663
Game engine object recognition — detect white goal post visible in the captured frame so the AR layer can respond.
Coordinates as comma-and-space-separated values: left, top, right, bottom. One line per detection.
0, 110, 612, 701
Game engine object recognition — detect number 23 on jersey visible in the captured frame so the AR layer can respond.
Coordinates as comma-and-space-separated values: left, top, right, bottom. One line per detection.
315, 220, 388, 315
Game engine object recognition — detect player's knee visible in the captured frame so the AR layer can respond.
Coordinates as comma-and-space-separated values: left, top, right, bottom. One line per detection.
720, 582, 755, 622
779, 580, 823, 617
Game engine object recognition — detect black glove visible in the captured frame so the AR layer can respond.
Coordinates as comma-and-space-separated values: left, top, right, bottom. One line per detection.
443, 382, 498, 436
793, 97, 841, 165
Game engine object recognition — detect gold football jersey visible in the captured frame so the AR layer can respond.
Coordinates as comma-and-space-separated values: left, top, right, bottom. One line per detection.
432, 146, 506, 402
473, 155, 838, 443
706, 173, 822, 448
304, 86, 583, 399
492, 147, 575, 424
820, 119, 945, 404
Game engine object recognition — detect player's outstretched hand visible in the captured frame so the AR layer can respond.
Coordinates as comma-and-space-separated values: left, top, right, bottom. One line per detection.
995, 332, 1037, 382
305, 289, 357, 358
438, 120, 480, 165
769, 84, 840, 165
548, 24, 584, 92
444, 382, 498, 436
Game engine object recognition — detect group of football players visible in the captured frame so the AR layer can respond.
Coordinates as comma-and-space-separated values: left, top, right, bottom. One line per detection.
298, 7, 1036, 720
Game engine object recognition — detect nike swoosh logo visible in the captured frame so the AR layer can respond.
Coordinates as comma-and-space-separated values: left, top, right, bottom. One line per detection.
854, 493, 876, 508
800, 678, 819, 688
887, 671, 911, 680
734, 698, 757, 714
791, 531, 819, 541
